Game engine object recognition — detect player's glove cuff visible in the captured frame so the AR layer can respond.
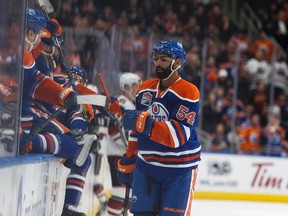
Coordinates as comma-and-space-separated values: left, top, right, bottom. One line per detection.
117, 155, 136, 188
136, 111, 153, 135
58, 88, 76, 105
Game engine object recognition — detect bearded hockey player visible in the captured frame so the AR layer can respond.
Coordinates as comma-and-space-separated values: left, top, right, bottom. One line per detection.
118, 40, 201, 215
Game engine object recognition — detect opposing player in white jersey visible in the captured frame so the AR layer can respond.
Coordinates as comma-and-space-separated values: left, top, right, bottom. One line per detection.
118, 72, 142, 110
93, 72, 141, 215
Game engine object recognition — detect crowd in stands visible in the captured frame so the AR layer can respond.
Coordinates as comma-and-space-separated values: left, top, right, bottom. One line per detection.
246, 0, 288, 53
49, 0, 288, 157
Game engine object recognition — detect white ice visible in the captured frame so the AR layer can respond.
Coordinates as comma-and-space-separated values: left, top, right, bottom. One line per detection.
192, 199, 288, 216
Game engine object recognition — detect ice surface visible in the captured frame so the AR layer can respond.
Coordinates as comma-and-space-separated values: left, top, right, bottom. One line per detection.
192, 199, 288, 216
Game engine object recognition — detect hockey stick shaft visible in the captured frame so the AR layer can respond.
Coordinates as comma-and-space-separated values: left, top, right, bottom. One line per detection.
29, 100, 71, 138
36, 0, 74, 81
122, 186, 130, 216
97, 73, 128, 147
97, 73, 112, 103
29, 95, 107, 138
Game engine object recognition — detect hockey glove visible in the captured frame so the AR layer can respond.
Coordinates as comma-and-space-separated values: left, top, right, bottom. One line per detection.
117, 155, 136, 188
108, 96, 123, 118
19, 129, 32, 154
41, 19, 63, 46
48, 19, 63, 36
91, 113, 110, 136
58, 88, 77, 106
123, 110, 154, 135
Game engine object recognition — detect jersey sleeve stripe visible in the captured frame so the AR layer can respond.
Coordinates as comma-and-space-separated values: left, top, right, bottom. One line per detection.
39, 134, 47, 152
171, 120, 186, 145
128, 131, 138, 141
20, 122, 33, 129
35, 71, 45, 82
43, 133, 55, 154
126, 131, 139, 157
150, 121, 177, 148
23, 61, 35, 69
183, 125, 191, 141
50, 133, 60, 154
166, 121, 180, 148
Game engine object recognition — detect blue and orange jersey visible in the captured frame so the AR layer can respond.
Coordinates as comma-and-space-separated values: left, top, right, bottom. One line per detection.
23, 50, 64, 106
22, 50, 67, 131
239, 126, 262, 154
127, 76, 201, 178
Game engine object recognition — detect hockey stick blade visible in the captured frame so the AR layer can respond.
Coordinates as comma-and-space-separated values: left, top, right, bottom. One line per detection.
76, 95, 107, 107
36, 0, 54, 13
75, 134, 96, 166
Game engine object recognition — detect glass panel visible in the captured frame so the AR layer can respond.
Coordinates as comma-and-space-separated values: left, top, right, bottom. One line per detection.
0, 0, 25, 157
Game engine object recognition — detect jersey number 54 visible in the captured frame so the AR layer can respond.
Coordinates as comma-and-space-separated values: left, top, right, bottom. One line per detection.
176, 105, 196, 125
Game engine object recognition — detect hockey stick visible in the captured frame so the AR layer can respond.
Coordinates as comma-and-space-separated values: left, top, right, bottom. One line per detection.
29, 99, 70, 138
36, 0, 74, 81
97, 73, 128, 147
36, 0, 54, 14
122, 186, 130, 216
29, 95, 107, 137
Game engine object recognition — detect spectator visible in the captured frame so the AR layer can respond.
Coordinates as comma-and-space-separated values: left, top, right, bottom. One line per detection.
216, 68, 232, 93
245, 49, 271, 90
270, 10, 288, 51
262, 105, 286, 157
202, 91, 222, 133
219, 13, 238, 43
252, 30, 275, 61
238, 113, 262, 155
210, 123, 230, 152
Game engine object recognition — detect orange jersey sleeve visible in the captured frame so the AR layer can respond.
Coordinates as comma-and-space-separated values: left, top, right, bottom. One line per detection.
76, 83, 97, 95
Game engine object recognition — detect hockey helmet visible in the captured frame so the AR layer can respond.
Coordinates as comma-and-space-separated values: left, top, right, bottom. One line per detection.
153, 41, 186, 66
119, 72, 142, 92
70, 66, 88, 84
26, 8, 47, 33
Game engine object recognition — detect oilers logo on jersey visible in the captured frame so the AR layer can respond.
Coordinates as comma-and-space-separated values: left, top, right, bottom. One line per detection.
147, 102, 169, 122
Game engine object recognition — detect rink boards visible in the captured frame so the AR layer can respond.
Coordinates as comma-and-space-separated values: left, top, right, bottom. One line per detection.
0, 153, 287, 215
0, 154, 101, 216
195, 153, 288, 202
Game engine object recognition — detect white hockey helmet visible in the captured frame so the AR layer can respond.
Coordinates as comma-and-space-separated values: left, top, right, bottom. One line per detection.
119, 72, 142, 91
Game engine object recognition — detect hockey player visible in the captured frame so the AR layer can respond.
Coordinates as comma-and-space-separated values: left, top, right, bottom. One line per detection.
22, 8, 91, 216
106, 72, 141, 215
118, 72, 142, 109
90, 72, 142, 215
118, 41, 201, 215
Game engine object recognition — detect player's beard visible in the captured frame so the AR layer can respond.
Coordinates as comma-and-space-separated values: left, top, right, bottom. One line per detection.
156, 64, 172, 79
